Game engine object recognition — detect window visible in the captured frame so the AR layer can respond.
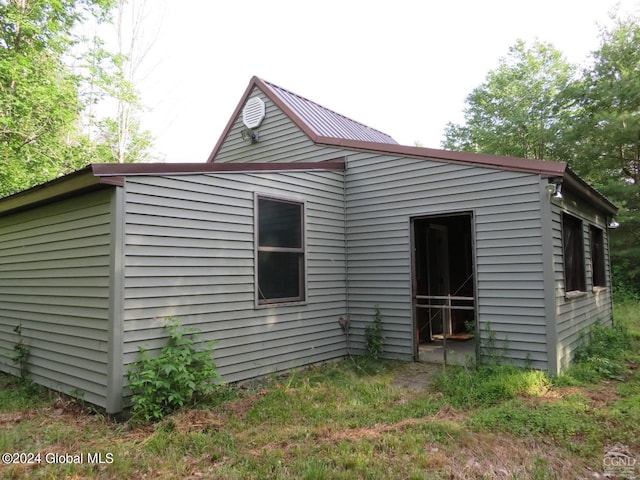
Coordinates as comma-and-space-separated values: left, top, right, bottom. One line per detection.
256, 196, 305, 304
590, 226, 606, 288
562, 213, 586, 293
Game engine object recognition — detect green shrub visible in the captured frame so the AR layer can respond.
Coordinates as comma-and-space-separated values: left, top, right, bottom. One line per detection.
128, 319, 220, 422
477, 321, 509, 366
574, 323, 631, 362
568, 323, 632, 381
364, 305, 384, 360
12, 323, 30, 382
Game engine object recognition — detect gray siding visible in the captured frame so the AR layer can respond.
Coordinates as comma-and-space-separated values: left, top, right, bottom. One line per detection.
213, 88, 344, 163
0, 189, 113, 407
345, 154, 549, 369
121, 171, 347, 384
551, 190, 613, 370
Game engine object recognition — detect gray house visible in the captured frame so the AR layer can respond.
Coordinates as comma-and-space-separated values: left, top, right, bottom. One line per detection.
0, 76, 617, 413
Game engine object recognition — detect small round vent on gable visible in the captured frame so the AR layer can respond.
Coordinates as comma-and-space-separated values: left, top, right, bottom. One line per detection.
242, 97, 266, 129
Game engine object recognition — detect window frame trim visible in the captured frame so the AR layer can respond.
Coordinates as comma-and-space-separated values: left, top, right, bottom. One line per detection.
561, 212, 587, 297
589, 224, 607, 290
254, 192, 307, 308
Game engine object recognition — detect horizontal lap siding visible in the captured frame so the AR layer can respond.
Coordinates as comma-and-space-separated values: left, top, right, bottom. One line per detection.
346, 154, 548, 368
213, 89, 344, 163
0, 189, 113, 407
122, 171, 347, 384
551, 194, 613, 370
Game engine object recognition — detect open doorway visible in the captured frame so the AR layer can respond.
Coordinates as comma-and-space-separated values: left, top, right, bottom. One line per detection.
412, 213, 476, 364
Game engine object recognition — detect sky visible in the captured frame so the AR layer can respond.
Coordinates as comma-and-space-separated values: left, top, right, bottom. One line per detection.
124, 0, 640, 163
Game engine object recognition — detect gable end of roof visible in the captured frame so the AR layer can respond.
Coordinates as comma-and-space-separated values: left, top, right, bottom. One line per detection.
207, 76, 397, 162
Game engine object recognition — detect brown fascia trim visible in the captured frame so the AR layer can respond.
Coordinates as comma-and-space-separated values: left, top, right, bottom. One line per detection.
0, 160, 345, 217
314, 137, 616, 213
323, 137, 616, 213
0, 167, 117, 217
313, 136, 569, 177
91, 159, 345, 177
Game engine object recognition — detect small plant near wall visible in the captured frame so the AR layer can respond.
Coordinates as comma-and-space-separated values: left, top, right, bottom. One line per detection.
365, 305, 384, 360
127, 318, 221, 422
12, 323, 30, 382
478, 321, 509, 367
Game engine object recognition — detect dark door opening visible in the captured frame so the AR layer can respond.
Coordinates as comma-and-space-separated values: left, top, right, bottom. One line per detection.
412, 213, 476, 363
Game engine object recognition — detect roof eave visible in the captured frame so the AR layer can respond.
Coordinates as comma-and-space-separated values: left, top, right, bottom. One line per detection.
314, 136, 569, 176
0, 166, 116, 217
0, 160, 347, 217
562, 169, 618, 216
314, 137, 616, 214
92, 160, 345, 177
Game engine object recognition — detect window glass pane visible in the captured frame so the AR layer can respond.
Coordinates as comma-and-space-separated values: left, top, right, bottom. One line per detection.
258, 251, 302, 301
258, 198, 302, 248
590, 226, 606, 287
562, 213, 586, 292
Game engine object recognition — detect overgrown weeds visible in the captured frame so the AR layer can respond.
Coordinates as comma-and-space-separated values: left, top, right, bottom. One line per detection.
434, 302, 640, 462
434, 365, 550, 409
0, 374, 48, 411
557, 308, 637, 385
11, 323, 30, 383
0, 303, 638, 479
364, 304, 384, 360
127, 318, 221, 423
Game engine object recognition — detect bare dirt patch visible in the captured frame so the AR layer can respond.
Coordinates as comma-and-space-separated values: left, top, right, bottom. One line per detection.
390, 361, 442, 391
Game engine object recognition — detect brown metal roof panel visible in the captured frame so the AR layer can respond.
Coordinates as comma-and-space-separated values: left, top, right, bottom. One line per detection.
262, 79, 398, 144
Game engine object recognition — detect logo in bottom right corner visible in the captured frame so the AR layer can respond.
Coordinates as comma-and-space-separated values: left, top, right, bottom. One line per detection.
603, 444, 637, 479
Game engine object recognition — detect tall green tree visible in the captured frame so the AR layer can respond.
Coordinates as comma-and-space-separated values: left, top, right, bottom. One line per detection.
0, 0, 114, 197
81, 0, 155, 163
443, 40, 577, 161
569, 14, 640, 186
441, 21, 640, 297
569, 13, 640, 297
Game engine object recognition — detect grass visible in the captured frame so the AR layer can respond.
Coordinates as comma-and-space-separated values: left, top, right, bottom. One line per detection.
1, 302, 639, 479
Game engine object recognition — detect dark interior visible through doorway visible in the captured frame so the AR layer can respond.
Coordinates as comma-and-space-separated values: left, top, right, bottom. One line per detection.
412, 213, 476, 363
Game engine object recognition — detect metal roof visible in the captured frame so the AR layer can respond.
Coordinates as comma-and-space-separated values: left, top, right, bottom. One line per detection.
261, 79, 398, 144
204, 77, 616, 215
207, 77, 568, 177
0, 76, 617, 218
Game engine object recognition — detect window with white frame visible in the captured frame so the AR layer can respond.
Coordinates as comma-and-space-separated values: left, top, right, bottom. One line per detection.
256, 196, 305, 304
562, 213, 586, 293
